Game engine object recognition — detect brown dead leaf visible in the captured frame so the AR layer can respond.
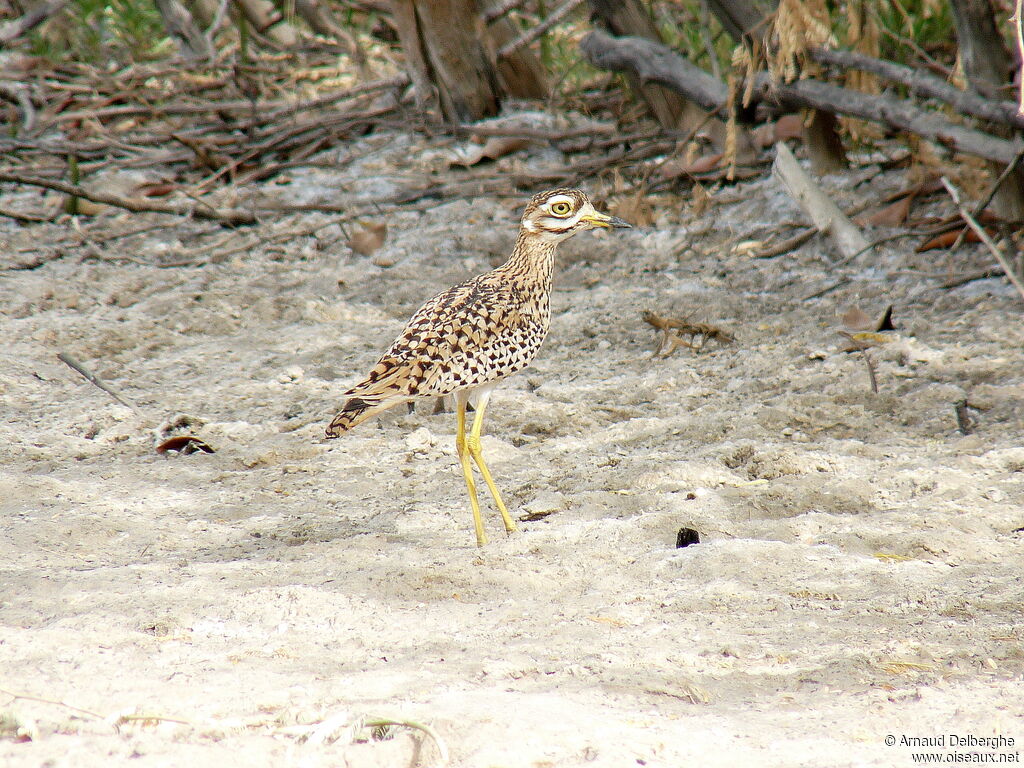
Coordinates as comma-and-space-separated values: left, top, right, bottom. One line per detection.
843, 303, 892, 333
659, 153, 723, 179
841, 306, 875, 331
752, 123, 775, 148
348, 222, 387, 257
156, 435, 215, 455
134, 182, 178, 198
452, 136, 530, 167
916, 228, 982, 252
65, 198, 109, 216
684, 153, 724, 175
774, 114, 805, 142
860, 195, 913, 227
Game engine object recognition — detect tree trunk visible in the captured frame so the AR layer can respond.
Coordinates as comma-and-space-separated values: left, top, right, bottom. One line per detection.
588, 0, 690, 130
703, 0, 769, 43
479, 0, 548, 99
391, 0, 501, 122
804, 109, 848, 174
950, 0, 1024, 221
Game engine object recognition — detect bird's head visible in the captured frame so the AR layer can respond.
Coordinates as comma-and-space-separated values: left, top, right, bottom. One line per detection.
520, 188, 632, 242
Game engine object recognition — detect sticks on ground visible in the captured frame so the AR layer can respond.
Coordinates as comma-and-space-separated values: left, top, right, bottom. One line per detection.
838, 332, 879, 394
940, 177, 1024, 303
0, 172, 256, 225
772, 142, 869, 260
56, 352, 142, 413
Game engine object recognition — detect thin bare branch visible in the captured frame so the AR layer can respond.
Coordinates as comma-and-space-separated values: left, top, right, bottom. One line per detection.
0, 171, 256, 224
941, 177, 1024, 303
497, 0, 586, 59
57, 352, 142, 413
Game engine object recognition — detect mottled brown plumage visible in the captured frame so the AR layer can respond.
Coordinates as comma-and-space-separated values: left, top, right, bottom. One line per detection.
326, 188, 631, 545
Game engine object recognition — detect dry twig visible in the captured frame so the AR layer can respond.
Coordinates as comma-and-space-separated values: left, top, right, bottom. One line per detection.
940, 177, 1024, 303
56, 352, 142, 413
838, 331, 879, 393
642, 310, 735, 357
772, 142, 868, 260
0, 171, 256, 224
497, 0, 585, 59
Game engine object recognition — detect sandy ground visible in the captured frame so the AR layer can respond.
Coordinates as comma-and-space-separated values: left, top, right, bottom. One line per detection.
2, 131, 1024, 767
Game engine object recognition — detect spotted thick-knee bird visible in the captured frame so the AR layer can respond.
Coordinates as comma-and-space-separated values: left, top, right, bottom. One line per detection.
326, 188, 631, 546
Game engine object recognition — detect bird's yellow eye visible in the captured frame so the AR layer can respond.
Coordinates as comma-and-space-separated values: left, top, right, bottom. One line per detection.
550, 201, 572, 216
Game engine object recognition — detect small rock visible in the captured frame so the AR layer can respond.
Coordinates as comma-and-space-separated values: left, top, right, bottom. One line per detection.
406, 427, 436, 452
521, 491, 567, 520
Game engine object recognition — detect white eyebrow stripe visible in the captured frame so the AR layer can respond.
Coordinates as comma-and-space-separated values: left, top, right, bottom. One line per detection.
546, 195, 575, 208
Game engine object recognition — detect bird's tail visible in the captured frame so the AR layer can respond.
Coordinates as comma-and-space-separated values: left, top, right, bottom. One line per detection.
325, 396, 400, 438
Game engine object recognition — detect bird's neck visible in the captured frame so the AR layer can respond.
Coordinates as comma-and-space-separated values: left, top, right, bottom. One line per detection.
499, 230, 558, 283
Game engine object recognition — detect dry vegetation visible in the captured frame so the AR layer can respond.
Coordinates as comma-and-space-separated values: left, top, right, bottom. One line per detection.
2, 1, 1024, 765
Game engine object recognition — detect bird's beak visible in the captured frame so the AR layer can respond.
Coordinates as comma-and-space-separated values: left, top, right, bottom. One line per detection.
582, 210, 632, 229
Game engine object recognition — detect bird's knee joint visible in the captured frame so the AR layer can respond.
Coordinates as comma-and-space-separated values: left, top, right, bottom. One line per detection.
467, 435, 483, 454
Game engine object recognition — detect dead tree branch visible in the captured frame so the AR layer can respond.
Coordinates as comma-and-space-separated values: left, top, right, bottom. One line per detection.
0, 0, 68, 44
0, 172, 257, 225
772, 141, 868, 260
497, 0, 585, 59
580, 30, 1024, 166
808, 47, 1024, 131
580, 30, 727, 114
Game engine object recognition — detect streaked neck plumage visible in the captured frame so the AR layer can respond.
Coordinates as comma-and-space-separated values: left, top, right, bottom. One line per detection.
499, 228, 559, 286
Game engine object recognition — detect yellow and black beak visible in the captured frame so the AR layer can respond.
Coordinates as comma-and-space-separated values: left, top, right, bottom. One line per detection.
582, 210, 632, 229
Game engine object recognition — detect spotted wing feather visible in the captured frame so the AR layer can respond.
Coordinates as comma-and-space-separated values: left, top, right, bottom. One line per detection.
326, 273, 545, 437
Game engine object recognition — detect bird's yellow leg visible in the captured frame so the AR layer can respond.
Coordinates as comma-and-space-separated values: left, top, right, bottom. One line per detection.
456, 397, 487, 546
467, 393, 518, 535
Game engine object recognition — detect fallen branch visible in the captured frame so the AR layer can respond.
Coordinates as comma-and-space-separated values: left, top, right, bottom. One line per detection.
772, 142, 869, 260
0, 172, 256, 225
940, 177, 1024, 302
579, 30, 1024, 165
940, 266, 1005, 289
753, 226, 817, 258
0, 204, 53, 224
761, 76, 1024, 166
484, 0, 526, 23
580, 30, 727, 114
38, 75, 408, 130
809, 47, 1024, 131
